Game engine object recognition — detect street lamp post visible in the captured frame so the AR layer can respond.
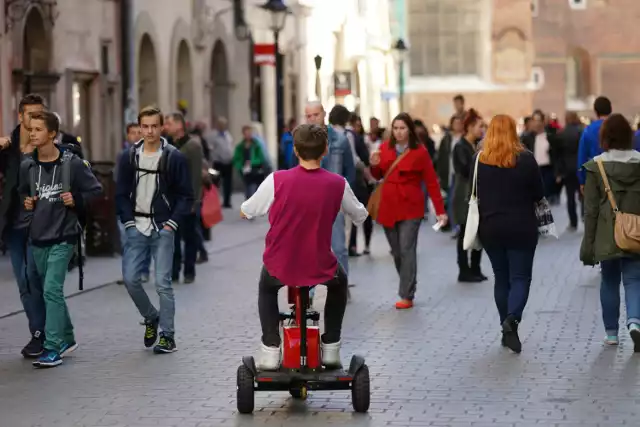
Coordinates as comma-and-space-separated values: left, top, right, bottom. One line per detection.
314, 55, 322, 99
393, 38, 408, 112
260, 0, 289, 169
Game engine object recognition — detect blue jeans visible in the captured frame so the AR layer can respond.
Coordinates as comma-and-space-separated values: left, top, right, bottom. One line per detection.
119, 221, 150, 277
447, 175, 456, 229
332, 212, 349, 276
172, 213, 197, 279
123, 228, 176, 336
6, 227, 45, 335
194, 202, 207, 256
243, 174, 259, 199
600, 258, 640, 336
484, 245, 536, 324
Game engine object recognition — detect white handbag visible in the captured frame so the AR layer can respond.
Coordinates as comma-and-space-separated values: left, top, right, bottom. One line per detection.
463, 153, 482, 251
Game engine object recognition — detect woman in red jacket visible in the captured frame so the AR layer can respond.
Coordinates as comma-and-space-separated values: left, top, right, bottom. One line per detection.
370, 113, 447, 309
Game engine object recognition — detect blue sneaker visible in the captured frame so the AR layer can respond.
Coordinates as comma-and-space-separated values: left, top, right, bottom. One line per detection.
60, 341, 78, 358
33, 350, 62, 368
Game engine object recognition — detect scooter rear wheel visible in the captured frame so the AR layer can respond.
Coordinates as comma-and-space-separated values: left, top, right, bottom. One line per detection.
351, 364, 370, 413
237, 364, 255, 414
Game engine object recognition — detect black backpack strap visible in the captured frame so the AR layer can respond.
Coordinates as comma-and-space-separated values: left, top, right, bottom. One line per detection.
27, 160, 38, 197
61, 151, 73, 193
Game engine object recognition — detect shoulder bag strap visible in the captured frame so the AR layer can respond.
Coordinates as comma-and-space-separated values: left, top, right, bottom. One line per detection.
596, 158, 619, 213
470, 151, 481, 199
382, 149, 409, 181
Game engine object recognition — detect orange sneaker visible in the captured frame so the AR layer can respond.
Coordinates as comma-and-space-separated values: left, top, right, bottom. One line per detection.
395, 299, 413, 310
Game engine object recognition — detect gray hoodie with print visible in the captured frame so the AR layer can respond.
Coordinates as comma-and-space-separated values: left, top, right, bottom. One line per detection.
19, 148, 102, 245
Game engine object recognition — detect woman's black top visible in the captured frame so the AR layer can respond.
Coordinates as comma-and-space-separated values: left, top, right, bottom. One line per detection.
472, 150, 544, 249
451, 137, 476, 225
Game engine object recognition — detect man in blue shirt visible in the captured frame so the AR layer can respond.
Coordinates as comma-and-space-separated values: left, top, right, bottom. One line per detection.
578, 97, 640, 192
292, 101, 355, 279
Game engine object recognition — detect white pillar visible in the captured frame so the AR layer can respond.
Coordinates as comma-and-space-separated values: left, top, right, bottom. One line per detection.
261, 64, 278, 164
294, 4, 312, 123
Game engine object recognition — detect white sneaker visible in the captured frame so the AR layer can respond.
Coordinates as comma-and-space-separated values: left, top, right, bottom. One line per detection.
256, 343, 280, 371
321, 340, 342, 368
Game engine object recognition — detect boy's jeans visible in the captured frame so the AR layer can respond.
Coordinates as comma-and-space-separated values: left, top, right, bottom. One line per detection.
32, 243, 76, 352
119, 221, 151, 277
331, 212, 349, 276
600, 258, 640, 336
258, 266, 348, 347
122, 227, 176, 337
6, 227, 45, 335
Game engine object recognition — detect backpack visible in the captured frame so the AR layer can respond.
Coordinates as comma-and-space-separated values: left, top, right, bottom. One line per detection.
128, 143, 174, 179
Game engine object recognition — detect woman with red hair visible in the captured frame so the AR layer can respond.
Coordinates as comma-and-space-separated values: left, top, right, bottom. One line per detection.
472, 114, 544, 353
370, 113, 447, 309
452, 109, 487, 282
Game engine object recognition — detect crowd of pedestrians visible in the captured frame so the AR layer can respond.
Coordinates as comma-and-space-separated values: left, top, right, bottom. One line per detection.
2, 89, 640, 373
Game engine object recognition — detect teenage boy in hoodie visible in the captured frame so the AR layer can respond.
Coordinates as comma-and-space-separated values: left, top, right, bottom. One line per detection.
0, 94, 47, 358
20, 111, 103, 368
115, 106, 193, 354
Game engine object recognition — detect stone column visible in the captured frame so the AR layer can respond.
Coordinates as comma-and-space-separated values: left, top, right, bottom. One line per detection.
0, 0, 10, 134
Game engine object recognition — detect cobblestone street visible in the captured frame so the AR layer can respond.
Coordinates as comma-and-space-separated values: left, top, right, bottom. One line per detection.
0, 205, 637, 427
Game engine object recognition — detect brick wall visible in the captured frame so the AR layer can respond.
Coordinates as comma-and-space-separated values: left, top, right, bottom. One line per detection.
406, 91, 533, 126
532, 0, 640, 118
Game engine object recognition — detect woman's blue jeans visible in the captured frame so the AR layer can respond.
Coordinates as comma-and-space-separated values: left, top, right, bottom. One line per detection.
484, 245, 536, 324
600, 258, 640, 336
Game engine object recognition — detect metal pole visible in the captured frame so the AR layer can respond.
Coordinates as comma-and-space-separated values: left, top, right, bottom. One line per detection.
274, 29, 284, 169
399, 59, 405, 113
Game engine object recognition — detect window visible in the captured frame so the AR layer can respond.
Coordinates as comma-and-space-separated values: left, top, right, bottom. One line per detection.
101, 43, 110, 75
569, 0, 587, 9
407, 0, 480, 76
531, 0, 539, 17
531, 67, 544, 89
357, 0, 367, 16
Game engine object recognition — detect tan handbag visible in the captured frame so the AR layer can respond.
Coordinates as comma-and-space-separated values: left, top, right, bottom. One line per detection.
596, 158, 640, 253
367, 151, 409, 221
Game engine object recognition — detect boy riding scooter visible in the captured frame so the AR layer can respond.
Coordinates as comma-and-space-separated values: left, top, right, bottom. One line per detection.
240, 124, 368, 370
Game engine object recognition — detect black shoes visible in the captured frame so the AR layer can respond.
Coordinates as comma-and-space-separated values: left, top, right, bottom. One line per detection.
143, 318, 159, 348
501, 316, 522, 353
21, 331, 44, 359
458, 266, 488, 283
153, 333, 177, 354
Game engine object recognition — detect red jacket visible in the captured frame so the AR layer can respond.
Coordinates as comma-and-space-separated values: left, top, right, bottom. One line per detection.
371, 141, 445, 228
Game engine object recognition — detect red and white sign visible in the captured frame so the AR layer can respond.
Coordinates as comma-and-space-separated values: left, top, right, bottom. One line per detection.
254, 44, 276, 66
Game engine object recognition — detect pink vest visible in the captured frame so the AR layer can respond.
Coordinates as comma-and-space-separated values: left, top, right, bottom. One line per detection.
264, 167, 345, 287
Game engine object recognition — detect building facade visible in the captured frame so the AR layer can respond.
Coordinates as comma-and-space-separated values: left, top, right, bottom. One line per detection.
131, 0, 252, 149
396, 0, 536, 126
1, 0, 122, 161
532, 0, 640, 119
247, 0, 399, 160
1, 0, 399, 162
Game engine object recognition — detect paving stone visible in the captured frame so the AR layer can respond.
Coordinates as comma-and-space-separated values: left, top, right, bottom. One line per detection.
0, 205, 637, 426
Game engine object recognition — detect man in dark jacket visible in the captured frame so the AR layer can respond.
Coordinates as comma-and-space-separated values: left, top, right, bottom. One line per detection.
116, 106, 193, 354
521, 110, 559, 203
0, 94, 47, 358
555, 111, 583, 230
166, 112, 203, 283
